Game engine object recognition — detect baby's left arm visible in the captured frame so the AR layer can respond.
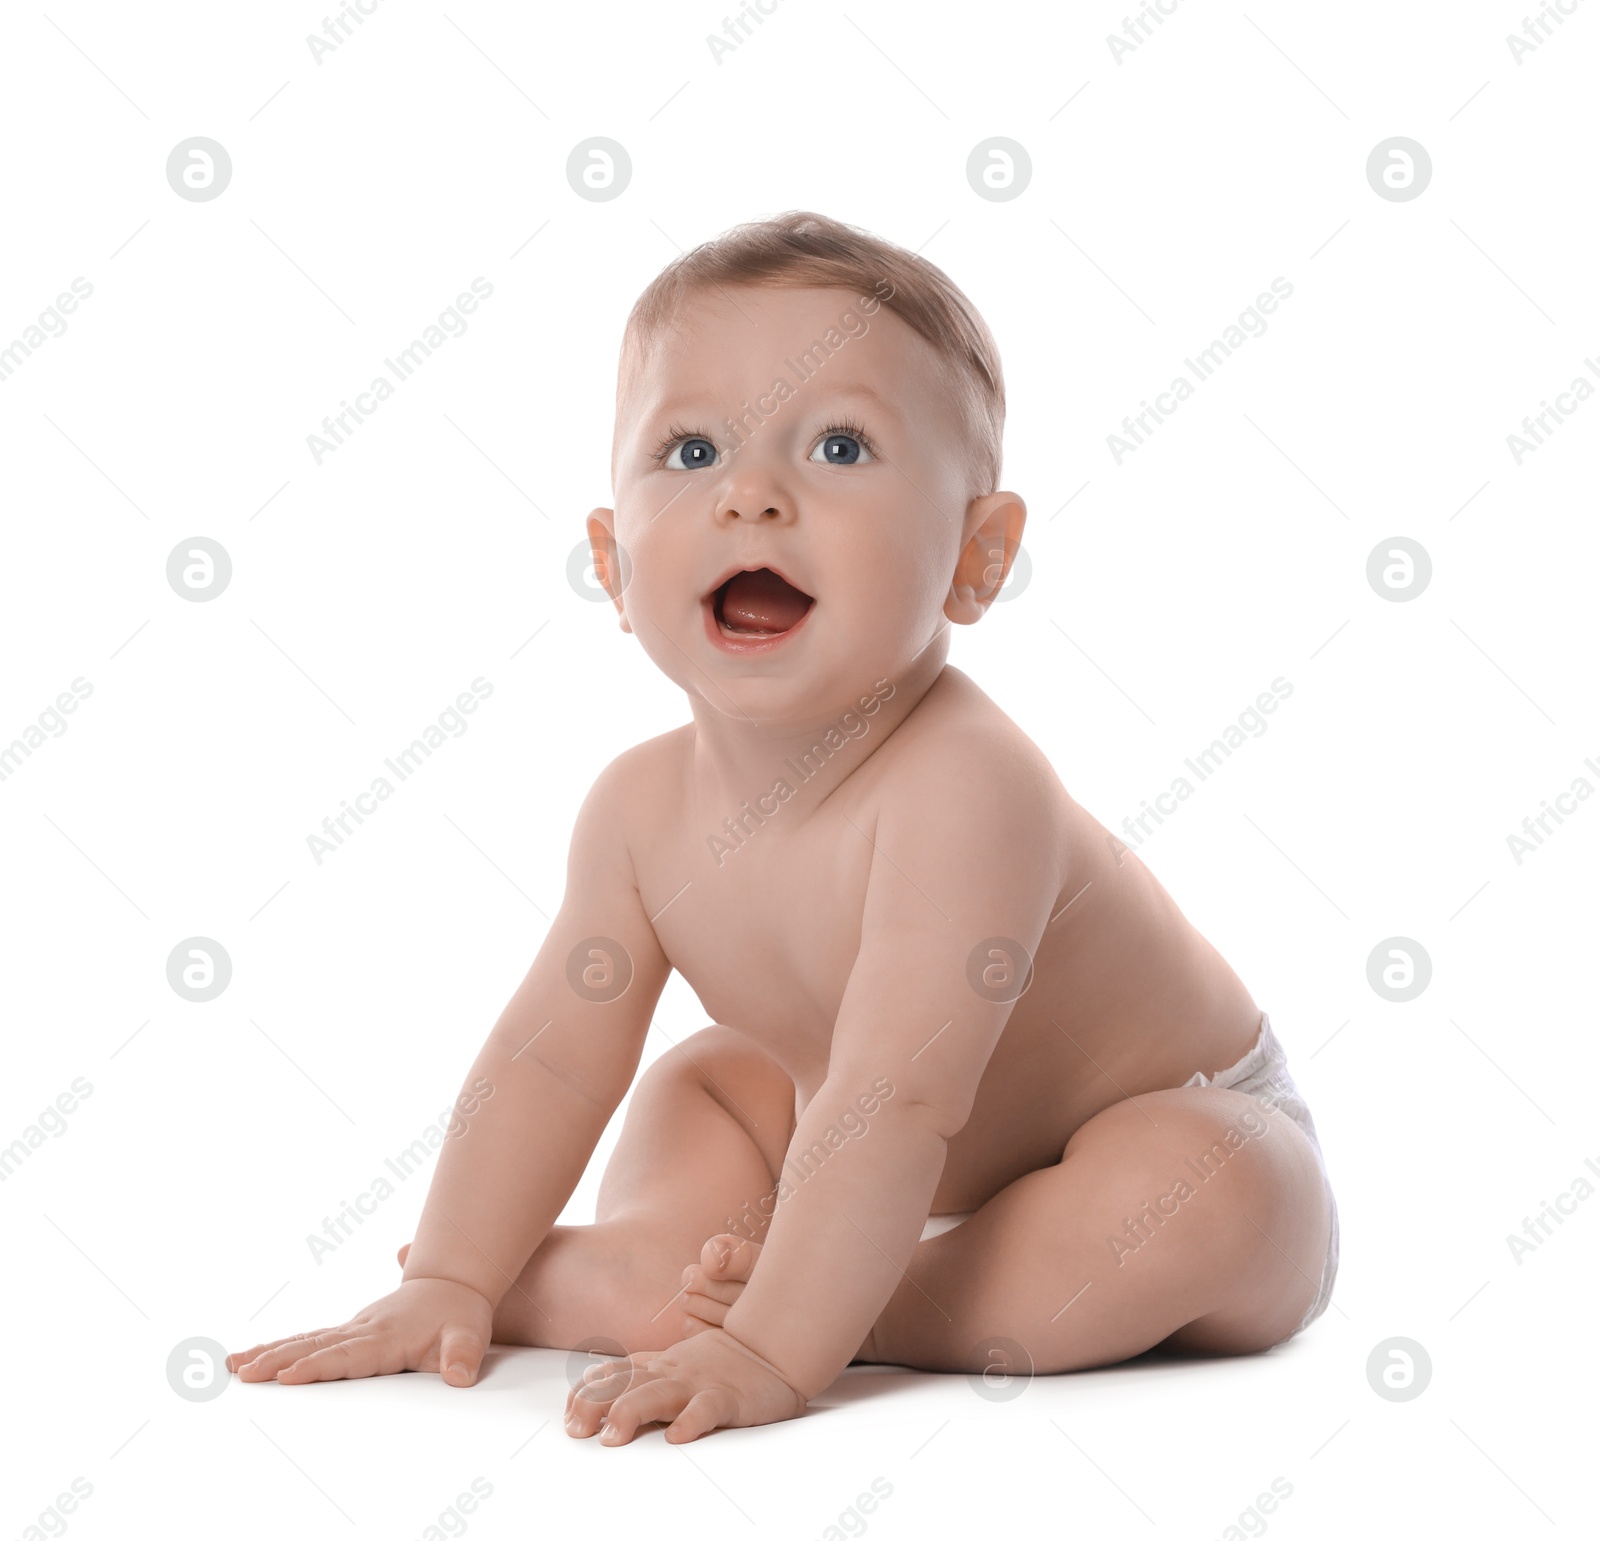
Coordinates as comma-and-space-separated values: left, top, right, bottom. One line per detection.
720, 750, 1067, 1398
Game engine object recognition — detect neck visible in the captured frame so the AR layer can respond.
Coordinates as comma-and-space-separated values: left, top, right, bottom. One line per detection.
686, 625, 954, 818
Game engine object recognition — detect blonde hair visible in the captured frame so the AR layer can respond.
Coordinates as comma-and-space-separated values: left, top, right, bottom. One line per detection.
618, 209, 1005, 497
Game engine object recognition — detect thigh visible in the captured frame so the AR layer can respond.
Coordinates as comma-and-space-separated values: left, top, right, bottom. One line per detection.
870, 1085, 1331, 1372
594, 1024, 798, 1230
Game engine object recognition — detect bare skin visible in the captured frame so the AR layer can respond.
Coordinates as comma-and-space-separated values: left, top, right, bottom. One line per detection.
228, 281, 1333, 1446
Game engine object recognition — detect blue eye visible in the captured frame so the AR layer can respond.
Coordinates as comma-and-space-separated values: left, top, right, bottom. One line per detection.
810, 432, 872, 466
663, 436, 718, 470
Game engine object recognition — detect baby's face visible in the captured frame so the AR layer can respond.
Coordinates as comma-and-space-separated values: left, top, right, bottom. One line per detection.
593, 284, 1005, 723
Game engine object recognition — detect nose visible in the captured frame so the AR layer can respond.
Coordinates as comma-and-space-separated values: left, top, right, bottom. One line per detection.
716, 502, 790, 534
714, 455, 792, 524
716, 493, 786, 523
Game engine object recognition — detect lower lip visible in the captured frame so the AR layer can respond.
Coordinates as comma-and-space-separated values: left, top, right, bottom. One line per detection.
701, 596, 814, 654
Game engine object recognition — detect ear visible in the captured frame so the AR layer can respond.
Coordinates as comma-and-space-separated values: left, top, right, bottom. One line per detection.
944, 491, 1027, 625
585, 509, 632, 633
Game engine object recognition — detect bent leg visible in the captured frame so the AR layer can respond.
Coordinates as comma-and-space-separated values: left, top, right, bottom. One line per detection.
490, 1025, 796, 1353
864, 1086, 1332, 1374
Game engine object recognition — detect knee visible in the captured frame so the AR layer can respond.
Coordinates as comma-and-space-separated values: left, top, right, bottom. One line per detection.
634, 1025, 728, 1091
635, 1024, 776, 1103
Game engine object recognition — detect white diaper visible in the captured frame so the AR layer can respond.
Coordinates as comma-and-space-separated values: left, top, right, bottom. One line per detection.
920, 1210, 974, 1241
1181, 1011, 1339, 1337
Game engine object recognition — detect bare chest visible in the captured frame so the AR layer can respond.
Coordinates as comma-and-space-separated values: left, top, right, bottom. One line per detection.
640, 794, 876, 1079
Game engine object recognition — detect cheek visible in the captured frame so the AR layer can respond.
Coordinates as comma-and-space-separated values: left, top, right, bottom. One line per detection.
618, 515, 696, 605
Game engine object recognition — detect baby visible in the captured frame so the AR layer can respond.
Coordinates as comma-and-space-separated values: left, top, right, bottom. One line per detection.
228, 210, 1338, 1445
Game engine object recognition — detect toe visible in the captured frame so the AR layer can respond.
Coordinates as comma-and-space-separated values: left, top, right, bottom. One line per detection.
396, 1242, 411, 1268
683, 1271, 742, 1308
700, 1233, 761, 1281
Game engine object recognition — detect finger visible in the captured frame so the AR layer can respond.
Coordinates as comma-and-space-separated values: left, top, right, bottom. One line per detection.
439, 1322, 487, 1387
600, 1379, 689, 1446
567, 1361, 637, 1436
275, 1335, 387, 1384
680, 1313, 719, 1337
227, 1331, 333, 1374
563, 1359, 616, 1420
665, 1387, 735, 1444
235, 1333, 345, 1381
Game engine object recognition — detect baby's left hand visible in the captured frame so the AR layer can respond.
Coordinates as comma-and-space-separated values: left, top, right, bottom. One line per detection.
564, 1326, 807, 1445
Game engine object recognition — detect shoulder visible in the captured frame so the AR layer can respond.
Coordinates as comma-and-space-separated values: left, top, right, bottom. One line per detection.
585, 723, 693, 807
879, 668, 1065, 831
568, 724, 693, 869
857, 670, 1071, 913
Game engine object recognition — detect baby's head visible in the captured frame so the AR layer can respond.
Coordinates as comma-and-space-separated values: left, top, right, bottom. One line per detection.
588, 210, 1025, 722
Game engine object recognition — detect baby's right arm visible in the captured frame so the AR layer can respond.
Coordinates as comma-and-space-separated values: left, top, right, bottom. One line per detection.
227, 749, 670, 1387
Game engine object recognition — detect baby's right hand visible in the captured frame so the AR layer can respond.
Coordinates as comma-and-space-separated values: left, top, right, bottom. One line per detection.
226, 1277, 494, 1387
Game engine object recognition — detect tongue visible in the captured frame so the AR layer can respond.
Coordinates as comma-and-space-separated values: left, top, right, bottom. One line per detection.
719, 569, 812, 634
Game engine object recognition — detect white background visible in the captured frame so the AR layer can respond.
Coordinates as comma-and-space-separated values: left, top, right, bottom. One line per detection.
2, 1, 1595, 1537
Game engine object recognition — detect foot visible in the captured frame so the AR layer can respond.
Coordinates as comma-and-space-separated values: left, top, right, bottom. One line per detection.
679, 1234, 881, 1362
398, 1226, 697, 1354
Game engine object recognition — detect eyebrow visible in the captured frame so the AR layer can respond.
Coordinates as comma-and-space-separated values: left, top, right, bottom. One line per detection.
646, 381, 905, 425
814, 383, 903, 419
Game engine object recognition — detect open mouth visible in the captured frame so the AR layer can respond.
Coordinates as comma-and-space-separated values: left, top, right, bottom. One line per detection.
707, 566, 815, 641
